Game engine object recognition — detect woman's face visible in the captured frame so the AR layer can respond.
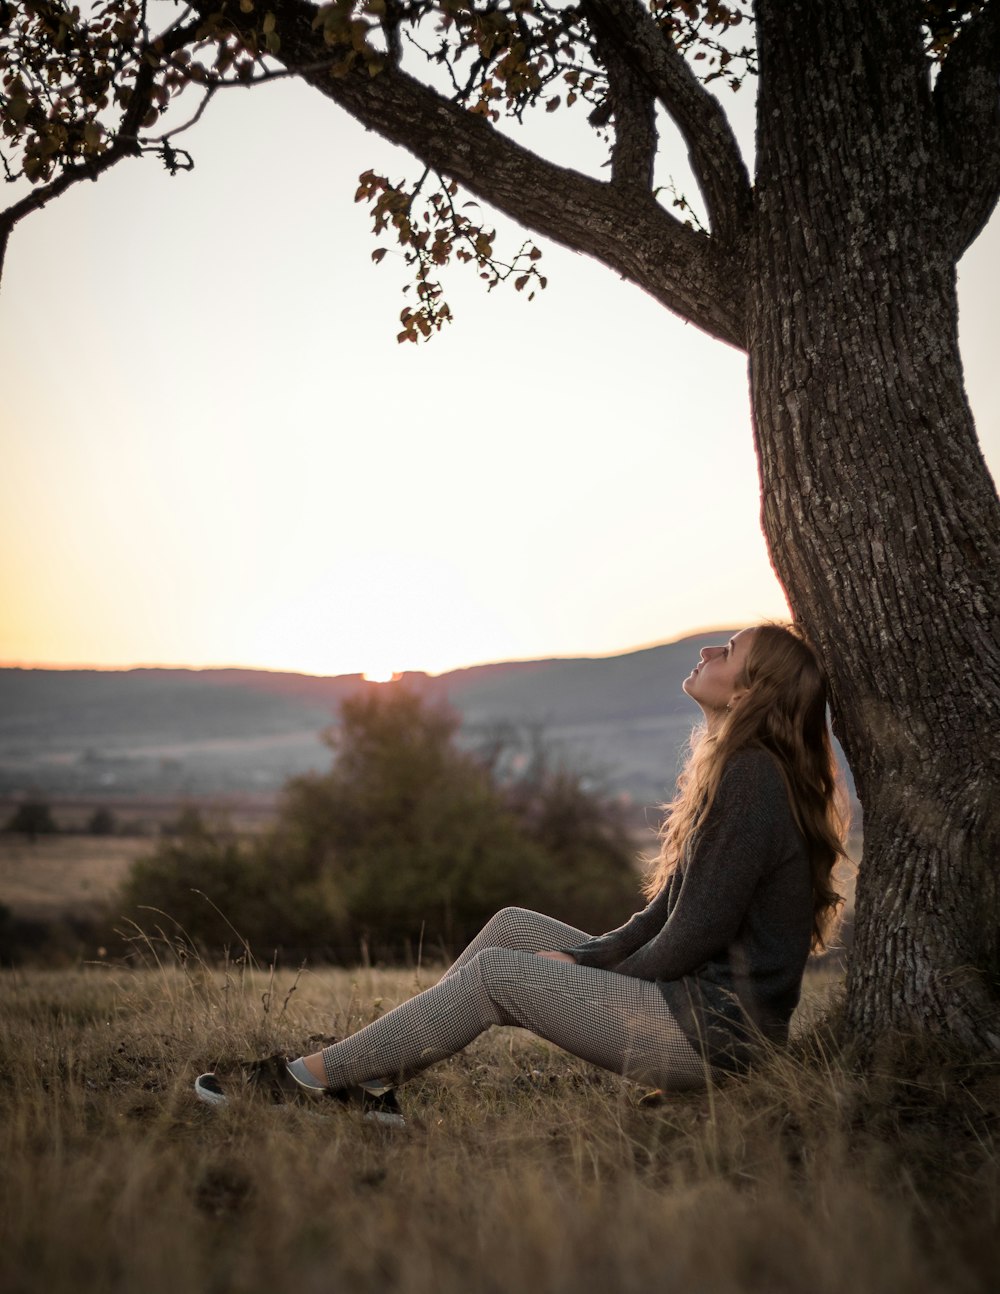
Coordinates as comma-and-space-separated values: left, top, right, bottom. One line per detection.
683, 628, 756, 718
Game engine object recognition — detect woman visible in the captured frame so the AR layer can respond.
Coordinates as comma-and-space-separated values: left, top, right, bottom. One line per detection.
195, 623, 846, 1121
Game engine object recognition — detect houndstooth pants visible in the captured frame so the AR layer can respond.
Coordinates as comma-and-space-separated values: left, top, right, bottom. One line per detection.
319, 906, 708, 1093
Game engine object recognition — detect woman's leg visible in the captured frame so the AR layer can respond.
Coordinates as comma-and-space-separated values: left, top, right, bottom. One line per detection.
293, 908, 595, 1094
314, 946, 707, 1094
436, 907, 591, 981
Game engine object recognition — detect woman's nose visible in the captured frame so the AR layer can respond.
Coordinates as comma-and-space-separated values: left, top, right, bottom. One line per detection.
700, 646, 713, 662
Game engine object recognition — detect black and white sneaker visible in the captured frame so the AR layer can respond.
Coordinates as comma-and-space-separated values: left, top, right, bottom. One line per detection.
193, 1057, 405, 1127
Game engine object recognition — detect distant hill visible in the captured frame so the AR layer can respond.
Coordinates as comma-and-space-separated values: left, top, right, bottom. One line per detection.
0, 631, 755, 806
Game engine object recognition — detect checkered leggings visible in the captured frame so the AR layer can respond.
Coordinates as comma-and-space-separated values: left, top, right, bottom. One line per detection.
320, 906, 707, 1093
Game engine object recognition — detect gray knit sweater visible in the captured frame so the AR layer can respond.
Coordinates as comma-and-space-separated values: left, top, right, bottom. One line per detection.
561, 748, 814, 1073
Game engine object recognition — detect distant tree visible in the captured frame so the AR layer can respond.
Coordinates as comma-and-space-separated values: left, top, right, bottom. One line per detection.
5, 799, 58, 840
159, 805, 208, 837
120, 811, 296, 953
278, 687, 560, 956
87, 807, 117, 836
120, 685, 639, 960
486, 725, 642, 938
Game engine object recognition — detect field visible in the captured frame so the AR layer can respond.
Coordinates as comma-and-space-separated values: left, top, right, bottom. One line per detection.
0, 834, 148, 916
2, 946, 997, 1294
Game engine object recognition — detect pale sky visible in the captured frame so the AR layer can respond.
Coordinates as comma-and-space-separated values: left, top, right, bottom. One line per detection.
1, 45, 997, 680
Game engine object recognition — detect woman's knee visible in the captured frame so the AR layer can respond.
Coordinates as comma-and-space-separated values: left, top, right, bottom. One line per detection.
495, 906, 531, 923
480, 906, 532, 936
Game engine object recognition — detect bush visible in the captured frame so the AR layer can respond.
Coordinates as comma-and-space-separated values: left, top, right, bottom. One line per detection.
500, 738, 640, 938
118, 686, 639, 962
276, 688, 566, 958
87, 807, 116, 836
4, 799, 58, 839
119, 814, 340, 958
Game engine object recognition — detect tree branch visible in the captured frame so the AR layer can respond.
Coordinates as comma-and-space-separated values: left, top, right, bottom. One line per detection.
188, 0, 746, 348
582, 0, 753, 247
934, 0, 1000, 257
0, 82, 149, 289
578, 0, 657, 191
0, 18, 201, 290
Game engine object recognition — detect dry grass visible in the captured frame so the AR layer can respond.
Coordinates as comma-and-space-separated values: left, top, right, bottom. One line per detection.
0, 834, 146, 915
1, 941, 997, 1294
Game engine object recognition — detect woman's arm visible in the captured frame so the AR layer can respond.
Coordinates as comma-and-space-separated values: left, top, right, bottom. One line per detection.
555, 871, 680, 968
611, 750, 786, 982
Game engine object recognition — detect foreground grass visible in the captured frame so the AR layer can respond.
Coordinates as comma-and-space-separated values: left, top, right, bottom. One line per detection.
1, 953, 997, 1294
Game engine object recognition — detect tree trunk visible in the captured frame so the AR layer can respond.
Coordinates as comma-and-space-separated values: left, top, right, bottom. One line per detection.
749, 0, 1000, 1051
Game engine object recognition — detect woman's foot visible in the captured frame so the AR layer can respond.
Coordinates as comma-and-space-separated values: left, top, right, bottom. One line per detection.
291, 1050, 405, 1126
285, 1056, 327, 1091
295, 1051, 329, 1085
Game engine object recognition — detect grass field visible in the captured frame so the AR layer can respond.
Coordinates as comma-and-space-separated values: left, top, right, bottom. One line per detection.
0, 834, 148, 916
1, 943, 997, 1294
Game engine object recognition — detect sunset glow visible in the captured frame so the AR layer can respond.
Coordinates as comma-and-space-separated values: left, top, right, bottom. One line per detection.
363, 669, 398, 684
0, 80, 996, 680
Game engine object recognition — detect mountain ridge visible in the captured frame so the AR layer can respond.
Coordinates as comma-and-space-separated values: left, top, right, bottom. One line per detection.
0, 631, 745, 805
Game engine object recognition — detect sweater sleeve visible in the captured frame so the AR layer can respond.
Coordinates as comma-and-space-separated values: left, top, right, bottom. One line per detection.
611, 750, 785, 982
558, 877, 678, 969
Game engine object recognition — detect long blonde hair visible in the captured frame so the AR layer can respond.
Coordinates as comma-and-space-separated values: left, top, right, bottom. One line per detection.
646, 623, 847, 951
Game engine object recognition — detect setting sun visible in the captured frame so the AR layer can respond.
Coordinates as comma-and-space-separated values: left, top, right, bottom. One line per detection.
363, 668, 398, 683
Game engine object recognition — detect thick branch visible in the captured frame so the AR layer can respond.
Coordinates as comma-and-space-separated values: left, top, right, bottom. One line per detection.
579, 0, 657, 191
934, 0, 1000, 256
583, 0, 752, 247
323, 60, 744, 344
190, 0, 746, 348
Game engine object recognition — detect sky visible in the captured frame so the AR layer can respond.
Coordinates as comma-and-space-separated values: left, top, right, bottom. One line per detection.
1, 31, 998, 681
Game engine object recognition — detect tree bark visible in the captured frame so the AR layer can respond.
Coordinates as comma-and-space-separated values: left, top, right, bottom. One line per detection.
750, 0, 1000, 1051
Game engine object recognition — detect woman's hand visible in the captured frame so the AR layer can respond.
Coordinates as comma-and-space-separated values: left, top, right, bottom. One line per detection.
536, 950, 576, 963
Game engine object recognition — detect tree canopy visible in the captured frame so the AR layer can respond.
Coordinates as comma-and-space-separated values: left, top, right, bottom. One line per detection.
3, 1, 996, 328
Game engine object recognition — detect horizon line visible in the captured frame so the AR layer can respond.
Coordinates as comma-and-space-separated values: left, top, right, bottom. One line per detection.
0, 623, 750, 681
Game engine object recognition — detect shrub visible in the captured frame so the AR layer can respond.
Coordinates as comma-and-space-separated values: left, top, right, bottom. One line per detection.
87, 807, 116, 836
501, 743, 640, 937
118, 686, 640, 962
4, 799, 58, 839
119, 814, 342, 958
